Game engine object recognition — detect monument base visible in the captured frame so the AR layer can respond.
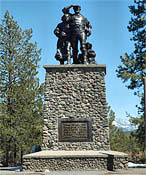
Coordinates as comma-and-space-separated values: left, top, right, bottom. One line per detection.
23, 151, 128, 172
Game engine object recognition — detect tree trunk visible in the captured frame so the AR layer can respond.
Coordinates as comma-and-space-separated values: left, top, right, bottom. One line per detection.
5, 148, 9, 167
20, 148, 23, 165
14, 143, 17, 166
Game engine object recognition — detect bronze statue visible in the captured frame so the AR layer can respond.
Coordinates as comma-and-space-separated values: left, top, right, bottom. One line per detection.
86, 42, 96, 64
54, 5, 96, 65
54, 14, 71, 64
78, 42, 96, 64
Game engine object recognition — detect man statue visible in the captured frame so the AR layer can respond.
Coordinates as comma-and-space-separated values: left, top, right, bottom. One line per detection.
69, 5, 92, 64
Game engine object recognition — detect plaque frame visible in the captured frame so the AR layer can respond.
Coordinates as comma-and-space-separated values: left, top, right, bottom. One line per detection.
58, 118, 92, 142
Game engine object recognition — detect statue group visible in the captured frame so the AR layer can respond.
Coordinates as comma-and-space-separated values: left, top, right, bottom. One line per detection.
54, 5, 96, 65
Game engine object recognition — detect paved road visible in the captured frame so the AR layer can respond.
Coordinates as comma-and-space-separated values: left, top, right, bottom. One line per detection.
0, 168, 146, 175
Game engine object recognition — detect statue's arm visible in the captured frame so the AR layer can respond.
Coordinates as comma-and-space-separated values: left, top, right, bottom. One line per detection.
54, 23, 67, 38
62, 5, 73, 14
54, 24, 60, 38
85, 19, 92, 37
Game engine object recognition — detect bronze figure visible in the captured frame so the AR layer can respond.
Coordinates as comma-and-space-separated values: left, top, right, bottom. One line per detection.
54, 14, 71, 64
54, 5, 96, 64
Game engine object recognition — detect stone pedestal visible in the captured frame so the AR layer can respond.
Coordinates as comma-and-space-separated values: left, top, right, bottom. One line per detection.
42, 64, 109, 151
23, 64, 128, 172
23, 150, 128, 171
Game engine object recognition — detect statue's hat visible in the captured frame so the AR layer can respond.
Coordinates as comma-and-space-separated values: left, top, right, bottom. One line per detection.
73, 5, 81, 9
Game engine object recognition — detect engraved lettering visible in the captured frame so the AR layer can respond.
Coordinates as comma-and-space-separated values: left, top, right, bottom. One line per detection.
62, 122, 88, 139
58, 118, 92, 142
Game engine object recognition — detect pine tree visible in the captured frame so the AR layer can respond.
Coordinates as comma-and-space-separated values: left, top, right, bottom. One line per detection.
117, 0, 145, 89
0, 11, 43, 166
116, 0, 146, 149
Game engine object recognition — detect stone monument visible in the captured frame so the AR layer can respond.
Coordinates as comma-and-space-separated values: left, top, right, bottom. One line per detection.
23, 5, 128, 172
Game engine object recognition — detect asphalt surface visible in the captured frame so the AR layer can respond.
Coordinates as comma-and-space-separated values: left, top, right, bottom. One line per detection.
0, 168, 146, 175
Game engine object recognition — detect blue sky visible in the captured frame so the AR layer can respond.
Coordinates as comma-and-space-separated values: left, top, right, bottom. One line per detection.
0, 0, 140, 119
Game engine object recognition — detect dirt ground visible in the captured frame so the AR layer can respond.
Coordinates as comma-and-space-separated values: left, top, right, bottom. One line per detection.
0, 168, 146, 175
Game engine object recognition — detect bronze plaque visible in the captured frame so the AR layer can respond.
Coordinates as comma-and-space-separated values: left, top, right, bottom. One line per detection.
58, 118, 92, 142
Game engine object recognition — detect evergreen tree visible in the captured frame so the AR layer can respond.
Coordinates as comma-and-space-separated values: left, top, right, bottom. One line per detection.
0, 11, 43, 166
116, 0, 146, 148
117, 0, 145, 89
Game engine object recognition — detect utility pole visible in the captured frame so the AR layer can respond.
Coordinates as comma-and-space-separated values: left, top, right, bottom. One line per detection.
144, 77, 146, 163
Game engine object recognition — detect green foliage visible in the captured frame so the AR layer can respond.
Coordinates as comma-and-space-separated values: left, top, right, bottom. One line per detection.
108, 107, 141, 154
127, 113, 144, 151
0, 11, 44, 166
108, 107, 129, 152
116, 0, 146, 90
116, 0, 146, 149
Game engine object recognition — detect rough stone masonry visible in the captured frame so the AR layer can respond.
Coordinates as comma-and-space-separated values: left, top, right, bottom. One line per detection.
23, 64, 128, 172
42, 64, 110, 151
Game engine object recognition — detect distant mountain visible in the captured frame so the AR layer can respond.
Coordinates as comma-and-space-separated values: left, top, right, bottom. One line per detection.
112, 118, 137, 132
